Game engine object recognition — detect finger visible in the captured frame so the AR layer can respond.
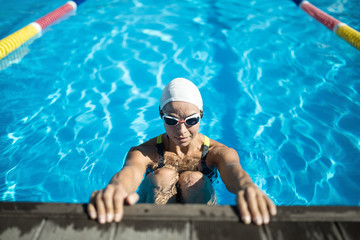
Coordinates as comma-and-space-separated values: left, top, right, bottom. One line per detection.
125, 193, 139, 205
103, 185, 116, 223
246, 187, 262, 225
265, 195, 277, 216
113, 188, 126, 222
95, 190, 107, 224
257, 194, 270, 224
87, 191, 98, 219
237, 191, 251, 224
113, 192, 139, 222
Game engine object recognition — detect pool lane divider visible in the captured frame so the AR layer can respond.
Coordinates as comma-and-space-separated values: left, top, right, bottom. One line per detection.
292, 0, 360, 51
0, 0, 85, 60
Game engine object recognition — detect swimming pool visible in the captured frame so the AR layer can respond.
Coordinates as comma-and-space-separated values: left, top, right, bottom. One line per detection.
1, 0, 359, 206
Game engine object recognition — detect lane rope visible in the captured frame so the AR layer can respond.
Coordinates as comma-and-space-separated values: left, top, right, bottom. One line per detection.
0, 0, 85, 60
292, 0, 360, 51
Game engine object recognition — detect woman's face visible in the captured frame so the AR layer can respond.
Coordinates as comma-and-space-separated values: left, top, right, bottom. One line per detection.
162, 101, 201, 147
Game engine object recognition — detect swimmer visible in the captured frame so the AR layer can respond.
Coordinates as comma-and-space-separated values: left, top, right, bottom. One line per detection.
87, 78, 277, 225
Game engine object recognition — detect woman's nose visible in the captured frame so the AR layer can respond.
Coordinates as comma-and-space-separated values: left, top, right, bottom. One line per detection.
176, 122, 188, 134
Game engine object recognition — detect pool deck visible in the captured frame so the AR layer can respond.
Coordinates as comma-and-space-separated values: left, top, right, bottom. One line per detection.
0, 202, 359, 240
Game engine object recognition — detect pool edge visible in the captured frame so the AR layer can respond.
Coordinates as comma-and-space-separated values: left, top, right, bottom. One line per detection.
1, 202, 359, 239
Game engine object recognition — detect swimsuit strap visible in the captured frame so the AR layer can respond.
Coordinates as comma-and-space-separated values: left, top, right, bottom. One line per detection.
201, 136, 210, 160
156, 134, 165, 168
201, 135, 217, 181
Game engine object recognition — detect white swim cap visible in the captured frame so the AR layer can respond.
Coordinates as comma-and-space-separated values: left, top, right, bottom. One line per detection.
160, 78, 203, 111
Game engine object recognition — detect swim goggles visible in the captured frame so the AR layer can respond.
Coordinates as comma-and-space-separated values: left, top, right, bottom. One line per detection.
162, 113, 201, 126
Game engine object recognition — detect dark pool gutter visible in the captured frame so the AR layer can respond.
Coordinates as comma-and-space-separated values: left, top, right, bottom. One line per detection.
0, 202, 359, 240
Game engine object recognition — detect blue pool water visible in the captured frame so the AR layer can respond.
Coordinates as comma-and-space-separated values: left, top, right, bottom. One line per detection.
0, 0, 359, 206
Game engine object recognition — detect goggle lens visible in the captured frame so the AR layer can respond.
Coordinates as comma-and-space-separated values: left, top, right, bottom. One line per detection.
185, 116, 200, 125
164, 117, 178, 125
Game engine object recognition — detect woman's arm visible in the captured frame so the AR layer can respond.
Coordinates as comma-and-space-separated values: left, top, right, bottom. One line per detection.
211, 146, 277, 225
87, 146, 153, 224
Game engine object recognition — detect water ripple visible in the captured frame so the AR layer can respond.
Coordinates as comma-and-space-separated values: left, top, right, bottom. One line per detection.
0, 0, 359, 205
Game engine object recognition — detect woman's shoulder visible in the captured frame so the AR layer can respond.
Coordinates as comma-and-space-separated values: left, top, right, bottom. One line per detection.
203, 135, 226, 149
128, 134, 163, 158
205, 136, 238, 158
130, 135, 157, 149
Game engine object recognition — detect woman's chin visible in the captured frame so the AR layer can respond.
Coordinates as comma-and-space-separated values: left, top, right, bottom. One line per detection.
175, 137, 190, 146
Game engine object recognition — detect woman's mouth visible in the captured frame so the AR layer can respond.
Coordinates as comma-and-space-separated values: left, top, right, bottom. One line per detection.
176, 137, 188, 142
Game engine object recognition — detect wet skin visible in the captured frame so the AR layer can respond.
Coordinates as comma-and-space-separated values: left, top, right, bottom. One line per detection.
87, 101, 276, 225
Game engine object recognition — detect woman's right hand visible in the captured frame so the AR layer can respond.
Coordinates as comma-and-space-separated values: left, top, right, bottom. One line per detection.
87, 183, 139, 224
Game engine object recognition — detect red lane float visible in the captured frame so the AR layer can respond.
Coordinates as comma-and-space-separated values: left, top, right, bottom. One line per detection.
300, 1, 340, 31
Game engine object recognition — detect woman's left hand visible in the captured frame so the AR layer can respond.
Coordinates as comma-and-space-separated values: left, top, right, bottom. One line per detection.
236, 183, 277, 225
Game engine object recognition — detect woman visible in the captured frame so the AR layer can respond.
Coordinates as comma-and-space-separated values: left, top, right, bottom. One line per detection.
88, 78, 276, 225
